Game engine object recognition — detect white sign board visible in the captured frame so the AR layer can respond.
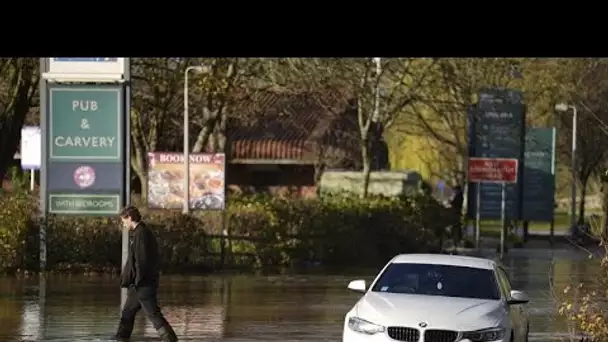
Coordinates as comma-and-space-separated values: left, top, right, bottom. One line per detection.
21, 126, 41, 170
47, 58, 125, 77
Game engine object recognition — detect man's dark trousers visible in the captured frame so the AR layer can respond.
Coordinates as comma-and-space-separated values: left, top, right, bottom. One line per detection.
117, 286, 172, 338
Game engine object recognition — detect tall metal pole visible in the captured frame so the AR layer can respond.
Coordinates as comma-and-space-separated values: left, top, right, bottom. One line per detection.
500, 182, 507, 259
183, 65, 207, 214
121, 58, 131, 312
39, 58, 47, 272
183, 67, 192, 214
475, 184, 481, 249
571, 105, 578, 228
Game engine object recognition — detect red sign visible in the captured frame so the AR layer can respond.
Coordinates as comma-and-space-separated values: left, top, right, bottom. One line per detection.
468, 158, 518, 183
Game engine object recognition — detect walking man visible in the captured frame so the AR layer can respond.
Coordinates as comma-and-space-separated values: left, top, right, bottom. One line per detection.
449, 185, 464, 245
115, 205, 178, 342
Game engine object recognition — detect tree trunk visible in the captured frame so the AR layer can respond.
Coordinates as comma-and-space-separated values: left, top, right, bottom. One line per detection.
361, 138, 371, 198
0, 59, 38, 187
579, 176, 589, 223
603, 179, 608, 239
192, 123, 214, 153
130, 141, 148, 205
136, 169, 148, 205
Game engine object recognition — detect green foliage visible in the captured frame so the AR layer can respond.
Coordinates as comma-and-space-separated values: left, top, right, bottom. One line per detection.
8, 167, 29, 194
558, 245, 608, 341
0, 192, 37, 270
0, 193, 451, 273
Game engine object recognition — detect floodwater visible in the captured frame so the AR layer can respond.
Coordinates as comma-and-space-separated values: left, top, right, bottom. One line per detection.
0, 247, 599, 342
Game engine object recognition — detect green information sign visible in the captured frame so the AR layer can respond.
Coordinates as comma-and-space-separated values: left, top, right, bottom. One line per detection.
49, 194, 120, 215
522, 127, 556, 222
46, 84, 125, 216
49, 85, 122, 161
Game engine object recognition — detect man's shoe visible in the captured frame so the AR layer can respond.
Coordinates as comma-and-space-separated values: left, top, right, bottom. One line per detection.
157, 324, 178, 342
113, 334, 130, 341
115, 322, 133, 341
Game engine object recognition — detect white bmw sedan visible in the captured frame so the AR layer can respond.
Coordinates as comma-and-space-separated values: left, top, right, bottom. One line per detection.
342, 254, 529, 342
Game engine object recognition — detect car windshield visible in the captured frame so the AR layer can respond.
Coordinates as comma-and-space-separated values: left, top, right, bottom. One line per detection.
371, 262, 500, 300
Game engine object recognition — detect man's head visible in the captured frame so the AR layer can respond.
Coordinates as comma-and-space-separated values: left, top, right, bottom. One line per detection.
119, 205, 142, 230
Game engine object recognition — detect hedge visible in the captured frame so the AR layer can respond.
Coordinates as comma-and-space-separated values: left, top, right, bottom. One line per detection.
0, 192, 452, 273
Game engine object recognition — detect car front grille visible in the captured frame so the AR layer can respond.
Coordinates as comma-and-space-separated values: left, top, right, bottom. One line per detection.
423, 329, 459, 342
387, 326, 420, 342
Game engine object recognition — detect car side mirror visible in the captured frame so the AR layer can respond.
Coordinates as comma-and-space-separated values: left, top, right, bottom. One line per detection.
507, 290, 529, 305
347, 280, 367, 293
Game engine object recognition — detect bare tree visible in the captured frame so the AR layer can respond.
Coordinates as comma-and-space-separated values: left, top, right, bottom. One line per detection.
554, 59, 608, 220
130, 58, 194, 203
295, 58, 436, 197
0, 58, 39, 184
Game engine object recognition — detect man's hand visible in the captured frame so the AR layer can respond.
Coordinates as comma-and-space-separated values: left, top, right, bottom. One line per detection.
120, 262, 134, 288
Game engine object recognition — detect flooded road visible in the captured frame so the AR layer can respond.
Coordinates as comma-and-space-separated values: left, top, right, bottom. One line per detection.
0, 247, 598, 341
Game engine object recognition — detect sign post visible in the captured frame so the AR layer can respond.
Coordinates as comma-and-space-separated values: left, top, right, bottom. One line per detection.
46, 84, 124, 215
522, 128, 557, 242
475, 185, 481, 249
20, 126, 41, 191
467, 89, 526, 222
500, 182, 507, 258
40, 58, 130, 312
468, 157, 519, 257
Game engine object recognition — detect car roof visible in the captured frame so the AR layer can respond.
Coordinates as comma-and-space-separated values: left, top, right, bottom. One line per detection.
390, 253, 497, 270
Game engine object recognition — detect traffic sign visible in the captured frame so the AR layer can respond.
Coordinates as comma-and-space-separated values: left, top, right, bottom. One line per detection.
468, 158, 518, 183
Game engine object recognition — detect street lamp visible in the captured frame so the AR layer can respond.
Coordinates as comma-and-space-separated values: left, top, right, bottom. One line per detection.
183, 65, 209, 214
555, 102, 578, 229
372, 57, 381, 122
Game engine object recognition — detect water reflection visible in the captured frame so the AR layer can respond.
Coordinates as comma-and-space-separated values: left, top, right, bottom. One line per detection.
0, 247, 600, 341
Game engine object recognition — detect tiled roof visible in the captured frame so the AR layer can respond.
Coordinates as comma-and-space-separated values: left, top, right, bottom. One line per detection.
228, 87, 355, 162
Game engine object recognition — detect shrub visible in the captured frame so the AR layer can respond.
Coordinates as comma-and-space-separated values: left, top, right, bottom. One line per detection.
0, 192, 37, 271
558, 239, 608, 341
0, 192, 452, 273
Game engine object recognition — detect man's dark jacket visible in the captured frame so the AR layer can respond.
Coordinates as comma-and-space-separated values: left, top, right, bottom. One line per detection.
121, 222, 160, 288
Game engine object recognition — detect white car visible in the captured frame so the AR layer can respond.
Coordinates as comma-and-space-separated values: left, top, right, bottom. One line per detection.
342, 254, 529, 342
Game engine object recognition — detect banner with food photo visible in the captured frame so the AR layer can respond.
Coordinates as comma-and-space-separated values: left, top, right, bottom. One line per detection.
147, 152, 225, 210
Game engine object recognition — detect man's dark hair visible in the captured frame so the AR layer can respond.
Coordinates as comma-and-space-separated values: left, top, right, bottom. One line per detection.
120, 205, 142, 222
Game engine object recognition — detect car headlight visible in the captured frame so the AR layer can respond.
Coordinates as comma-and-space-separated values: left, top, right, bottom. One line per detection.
347, 317, 385, 335
462, 327, 506, 341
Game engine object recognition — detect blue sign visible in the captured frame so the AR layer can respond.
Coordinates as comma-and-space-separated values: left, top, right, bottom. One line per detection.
467, 88, 526, 220
522, 128, 556, 222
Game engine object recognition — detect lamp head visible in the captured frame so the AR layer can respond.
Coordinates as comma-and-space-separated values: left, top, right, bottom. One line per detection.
189, 65, 210, 74
554, 103, 569, 112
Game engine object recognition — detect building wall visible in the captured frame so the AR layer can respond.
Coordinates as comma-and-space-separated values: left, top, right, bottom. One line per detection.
227, 164, 317, 198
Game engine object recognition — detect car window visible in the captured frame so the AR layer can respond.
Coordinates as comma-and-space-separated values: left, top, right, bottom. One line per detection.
495, 267, 512, 298
371, 263, 500, 300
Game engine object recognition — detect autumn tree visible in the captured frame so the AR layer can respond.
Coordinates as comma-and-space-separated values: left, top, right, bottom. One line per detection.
292, 58, 437, 197
552, 59, 608, 221
0, 58, 39, 184
398, 58, 529, 185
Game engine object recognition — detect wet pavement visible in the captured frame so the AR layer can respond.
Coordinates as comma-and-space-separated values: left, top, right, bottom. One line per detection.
0, 246, 599, 341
